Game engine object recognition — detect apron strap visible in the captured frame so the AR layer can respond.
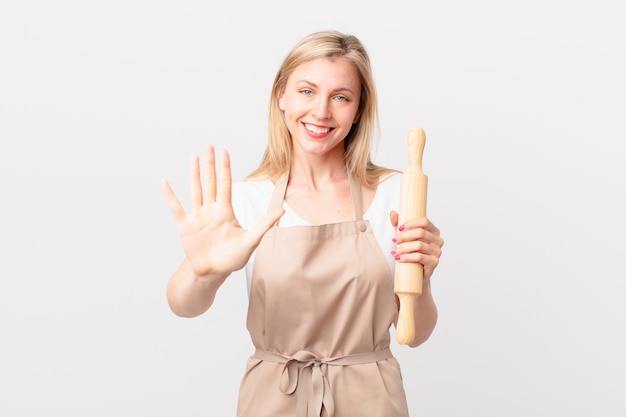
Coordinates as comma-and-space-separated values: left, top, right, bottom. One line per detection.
269, 173, 289, 211
268, 171, 364, 221
348, 173, 364, 221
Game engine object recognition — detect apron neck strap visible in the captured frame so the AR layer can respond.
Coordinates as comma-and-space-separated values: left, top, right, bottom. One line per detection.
269, 170, 364, 221
349, 173, 364, 220
269, 173, 289, 212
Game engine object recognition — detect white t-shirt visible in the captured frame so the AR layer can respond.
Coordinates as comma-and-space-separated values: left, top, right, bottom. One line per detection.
231, 172, 402, 293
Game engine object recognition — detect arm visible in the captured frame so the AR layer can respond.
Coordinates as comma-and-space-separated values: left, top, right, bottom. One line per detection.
390, 213, 444, 347
166, 258, 229, 318
161, 145, 284, 317
406, 274, 438, 347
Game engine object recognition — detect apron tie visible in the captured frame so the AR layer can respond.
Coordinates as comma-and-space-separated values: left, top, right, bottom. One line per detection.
254, 348, 393, 417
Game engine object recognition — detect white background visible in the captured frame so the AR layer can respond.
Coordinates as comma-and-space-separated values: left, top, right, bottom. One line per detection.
1, 1, 625, 416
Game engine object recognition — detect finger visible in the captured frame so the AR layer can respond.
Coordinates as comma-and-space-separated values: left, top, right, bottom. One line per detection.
396, 218, 442, 245
395, 239, 442, 258
398, 217, 432, 232
394, 245, 441, 275
414, 217, 441, 237
160, 179, 187, 223
416, 223, 443, 249
203, 145, 217, 203
217, 148, 232, 204
189, 155, 203, 210
394, 237, 443, 277
395, 252, 440, 280
422, 219, 441, 238
397, 231, 444, 255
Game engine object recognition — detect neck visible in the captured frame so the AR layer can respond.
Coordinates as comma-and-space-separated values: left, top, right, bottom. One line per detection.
289, 147, 348, 190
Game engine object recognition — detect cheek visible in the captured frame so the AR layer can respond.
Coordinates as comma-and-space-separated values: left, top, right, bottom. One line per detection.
283, 99, 307, 120
341, 108, 360, 127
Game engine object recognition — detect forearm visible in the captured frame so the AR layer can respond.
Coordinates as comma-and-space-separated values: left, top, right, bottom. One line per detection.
166, 258, 230, 318
407, 277, 438, 347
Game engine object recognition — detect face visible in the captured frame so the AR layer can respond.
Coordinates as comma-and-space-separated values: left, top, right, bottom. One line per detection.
278, 57, 361, 159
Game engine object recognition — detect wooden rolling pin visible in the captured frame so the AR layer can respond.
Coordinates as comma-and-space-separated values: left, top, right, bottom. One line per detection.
394, 127, 428, 345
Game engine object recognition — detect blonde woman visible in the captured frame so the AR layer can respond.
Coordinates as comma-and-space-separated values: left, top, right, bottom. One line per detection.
162, 30, 444, 417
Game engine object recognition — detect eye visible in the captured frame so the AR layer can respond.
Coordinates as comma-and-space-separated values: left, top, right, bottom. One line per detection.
334, 95, 349, 102
300, 89, 313, 96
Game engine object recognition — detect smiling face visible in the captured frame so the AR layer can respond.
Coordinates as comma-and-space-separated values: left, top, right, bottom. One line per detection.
278, 56, 362, 160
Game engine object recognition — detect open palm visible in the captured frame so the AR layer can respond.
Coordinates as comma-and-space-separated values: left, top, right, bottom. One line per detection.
161, 145, 283, 277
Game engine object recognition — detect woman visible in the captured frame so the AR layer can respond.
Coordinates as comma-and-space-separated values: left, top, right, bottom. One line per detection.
161, 30, 444, 417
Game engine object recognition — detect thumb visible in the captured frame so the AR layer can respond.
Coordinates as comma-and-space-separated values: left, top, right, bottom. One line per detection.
389, 210, 399, 230
249, 207, 285, 244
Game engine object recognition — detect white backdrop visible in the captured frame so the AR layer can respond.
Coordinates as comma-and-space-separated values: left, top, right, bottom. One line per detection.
1, 1, 625, 416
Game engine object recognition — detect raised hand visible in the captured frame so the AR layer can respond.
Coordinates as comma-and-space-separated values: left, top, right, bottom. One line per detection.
161, 145, 284, 277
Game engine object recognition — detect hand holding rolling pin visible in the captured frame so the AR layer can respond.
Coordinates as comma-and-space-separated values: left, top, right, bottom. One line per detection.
390, 128, 444, 345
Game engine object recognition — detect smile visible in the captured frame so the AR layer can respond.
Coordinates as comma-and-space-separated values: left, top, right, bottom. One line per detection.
304, 123, 333, 134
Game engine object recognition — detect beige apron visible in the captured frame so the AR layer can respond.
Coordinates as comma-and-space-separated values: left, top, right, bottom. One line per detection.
237, 174, 409, 417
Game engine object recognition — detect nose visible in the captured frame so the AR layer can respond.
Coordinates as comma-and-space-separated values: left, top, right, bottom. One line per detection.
312, 97, 331, 120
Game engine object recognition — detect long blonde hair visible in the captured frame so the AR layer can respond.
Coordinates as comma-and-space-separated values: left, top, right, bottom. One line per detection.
247, 30, 393, 186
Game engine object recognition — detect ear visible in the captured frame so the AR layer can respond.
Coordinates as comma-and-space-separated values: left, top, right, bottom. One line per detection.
278, 95, 285, 111
353, 111, 361, 124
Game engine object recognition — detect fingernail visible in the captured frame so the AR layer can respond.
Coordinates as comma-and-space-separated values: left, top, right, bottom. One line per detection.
392, 237, 397, 243
394, 255, 401, 261
399, 225, 405, 231
391, 250, 396, 256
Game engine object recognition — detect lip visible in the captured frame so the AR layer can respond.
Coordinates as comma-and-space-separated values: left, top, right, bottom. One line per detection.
302, 122, 334, 139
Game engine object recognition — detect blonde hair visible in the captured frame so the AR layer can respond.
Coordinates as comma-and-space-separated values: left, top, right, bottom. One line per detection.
247, 30, 393, 186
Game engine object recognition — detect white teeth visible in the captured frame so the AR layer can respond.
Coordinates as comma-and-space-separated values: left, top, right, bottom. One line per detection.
305, 124, 330, 134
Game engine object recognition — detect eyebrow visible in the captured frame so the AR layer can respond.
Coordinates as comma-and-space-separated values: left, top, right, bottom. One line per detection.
295, 80, 356, 95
